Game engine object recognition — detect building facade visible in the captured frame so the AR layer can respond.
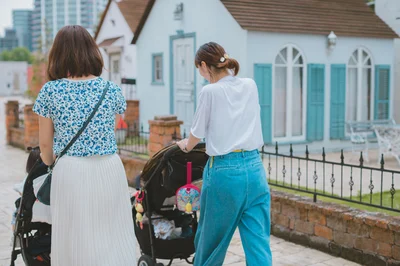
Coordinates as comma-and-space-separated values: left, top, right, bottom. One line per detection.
132, 0, 397, 152
0, 29, 19, 53
32, 0, 108, 52
13, 10, 33, 51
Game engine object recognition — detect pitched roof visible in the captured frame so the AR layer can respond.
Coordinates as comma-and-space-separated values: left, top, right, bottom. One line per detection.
95, 0, 153, 41
98, 36, 123, 47
221, 0, 398, 39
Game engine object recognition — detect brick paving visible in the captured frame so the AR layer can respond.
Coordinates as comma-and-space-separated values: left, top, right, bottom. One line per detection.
0, 96, 360, 266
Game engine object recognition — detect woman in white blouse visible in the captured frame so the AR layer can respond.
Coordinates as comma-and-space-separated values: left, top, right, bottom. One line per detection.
177, 42, 272, 266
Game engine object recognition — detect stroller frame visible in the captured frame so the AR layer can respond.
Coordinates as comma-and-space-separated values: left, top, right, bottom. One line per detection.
135, 144, 207, 266
10, 158, 51, 266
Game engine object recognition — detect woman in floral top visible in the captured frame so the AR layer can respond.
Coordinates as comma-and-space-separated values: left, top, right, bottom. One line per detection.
33, 25, 136, 266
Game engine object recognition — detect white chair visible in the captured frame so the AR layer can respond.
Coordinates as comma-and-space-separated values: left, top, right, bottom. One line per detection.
373, 126, 400, 165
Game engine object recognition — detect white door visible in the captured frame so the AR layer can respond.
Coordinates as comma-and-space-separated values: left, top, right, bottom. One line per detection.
173, 37, 195, 134
110, 53, 121, 85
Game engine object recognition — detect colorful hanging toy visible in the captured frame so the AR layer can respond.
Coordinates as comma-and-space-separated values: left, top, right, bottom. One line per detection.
134, 190, 145, 229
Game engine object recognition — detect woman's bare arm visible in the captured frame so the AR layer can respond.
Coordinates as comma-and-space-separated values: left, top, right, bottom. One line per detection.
38, 116, 55, 166
177, 133, 201, 153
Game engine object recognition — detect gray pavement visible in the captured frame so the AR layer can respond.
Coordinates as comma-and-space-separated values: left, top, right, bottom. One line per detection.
0, 96, 360, 266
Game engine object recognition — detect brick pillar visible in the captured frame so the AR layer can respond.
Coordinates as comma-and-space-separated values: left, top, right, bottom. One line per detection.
148, 115, 183, 157
5, 101, 19, 145
125, 100, 140, 136
24, 104, 39, 149
125, 100, 139, 127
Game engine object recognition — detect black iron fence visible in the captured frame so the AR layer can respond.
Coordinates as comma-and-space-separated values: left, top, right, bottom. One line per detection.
172, 128, 187, 141
261, 143, 399, 213
117, 123, 149, 155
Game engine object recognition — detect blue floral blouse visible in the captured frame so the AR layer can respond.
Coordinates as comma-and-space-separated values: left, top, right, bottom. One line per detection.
33, 77, 126, 157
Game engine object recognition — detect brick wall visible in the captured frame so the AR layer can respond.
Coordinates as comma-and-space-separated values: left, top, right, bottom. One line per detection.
125, 100, 139, 128
9, 128, 25, 149
5, 101, 19, 145
148, 115, 183, 157
5, 101, 39, 150
24, 104, 39, 148
271, 190, 400, 266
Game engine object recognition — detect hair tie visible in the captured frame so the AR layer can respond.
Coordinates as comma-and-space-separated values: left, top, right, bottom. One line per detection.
220, 53, 230, 63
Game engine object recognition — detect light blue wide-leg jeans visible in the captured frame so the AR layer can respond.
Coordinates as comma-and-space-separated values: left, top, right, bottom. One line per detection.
194, 150, 272, 266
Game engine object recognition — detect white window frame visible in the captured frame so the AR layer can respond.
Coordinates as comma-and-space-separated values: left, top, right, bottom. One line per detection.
346, 47, 375, 124
272, 44, 307, 143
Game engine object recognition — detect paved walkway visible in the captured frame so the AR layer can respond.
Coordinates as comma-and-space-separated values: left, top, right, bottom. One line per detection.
0, 97, 360, 266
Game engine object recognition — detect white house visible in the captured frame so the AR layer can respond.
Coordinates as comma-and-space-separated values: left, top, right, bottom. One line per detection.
95, 0, 150, 97
374, 0, 400, 124
132, 0, 397, 150
0, 62, 28, 97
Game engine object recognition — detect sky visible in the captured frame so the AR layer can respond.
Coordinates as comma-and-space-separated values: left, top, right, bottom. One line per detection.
0, 0, 33, 36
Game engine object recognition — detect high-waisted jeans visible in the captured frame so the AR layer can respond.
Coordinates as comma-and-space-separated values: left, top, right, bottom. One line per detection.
194, 150, 272, 266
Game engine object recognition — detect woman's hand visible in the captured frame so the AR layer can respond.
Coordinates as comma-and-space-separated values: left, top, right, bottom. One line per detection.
177, 138, 189, 153
177, 133, 202, 153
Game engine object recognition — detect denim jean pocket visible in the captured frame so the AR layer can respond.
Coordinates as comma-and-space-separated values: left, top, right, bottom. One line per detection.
214, 165, 239, 172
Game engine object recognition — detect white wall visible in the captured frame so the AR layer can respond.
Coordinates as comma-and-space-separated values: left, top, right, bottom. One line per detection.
136, 0, 247, 130
0, 62, 28, 97
247, 32, 395, 145
376, 0, 400, 35
96, 1, 137, 81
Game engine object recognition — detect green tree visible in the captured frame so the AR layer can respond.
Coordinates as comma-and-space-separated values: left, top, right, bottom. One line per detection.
0, 50, 12, 61
0, 47, 34, 63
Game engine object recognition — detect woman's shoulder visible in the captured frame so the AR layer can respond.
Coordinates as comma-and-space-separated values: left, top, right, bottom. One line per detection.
239, 77, 257, 87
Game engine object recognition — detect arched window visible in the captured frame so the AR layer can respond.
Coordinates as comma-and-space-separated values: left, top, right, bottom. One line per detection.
347, 48, 373, 122
274, 45, 305, 139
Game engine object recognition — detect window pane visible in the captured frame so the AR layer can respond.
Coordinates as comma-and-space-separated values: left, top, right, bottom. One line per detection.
154, 56, 162, 81
112, 60, 119, 73
360, 68, 371, 120
346, 68, 357, 122
362, 50, 368, 63
292, 67, 303, 136
349, 56, 356, 66
274, 67, 287, 138
275, 53, 285, 64
294, 55, 303, 65
352, 51, 358, 62
293, 49, 299, 61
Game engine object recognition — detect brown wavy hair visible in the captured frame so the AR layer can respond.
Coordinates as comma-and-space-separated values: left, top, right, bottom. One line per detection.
47, 25, 103, 81
194, 42, 240, 76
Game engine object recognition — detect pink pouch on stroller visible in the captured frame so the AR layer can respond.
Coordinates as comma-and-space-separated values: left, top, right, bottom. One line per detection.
176, 162, 200, 213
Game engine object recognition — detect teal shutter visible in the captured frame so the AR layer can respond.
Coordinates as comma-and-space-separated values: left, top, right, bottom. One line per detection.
307, 64, 325, 141
374, 65, 391, 120
254, 64, 272, 144
330, 64, 346, 139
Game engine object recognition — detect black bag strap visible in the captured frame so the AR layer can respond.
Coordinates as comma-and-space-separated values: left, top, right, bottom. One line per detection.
52, 82, 110, 165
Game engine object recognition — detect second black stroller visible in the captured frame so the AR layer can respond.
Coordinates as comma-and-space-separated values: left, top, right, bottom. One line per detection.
10, 147, 51, 266
133, 143, 208, 266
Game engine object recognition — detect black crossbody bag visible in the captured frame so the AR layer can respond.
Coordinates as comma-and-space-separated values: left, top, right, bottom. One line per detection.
37, 82, 110, 205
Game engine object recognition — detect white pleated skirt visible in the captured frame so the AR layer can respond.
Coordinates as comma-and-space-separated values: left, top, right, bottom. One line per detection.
51, 154, 137, 266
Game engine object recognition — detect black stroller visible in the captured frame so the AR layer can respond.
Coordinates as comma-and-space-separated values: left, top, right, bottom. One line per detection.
133, 143, 208, 266
10, 150, 51, 266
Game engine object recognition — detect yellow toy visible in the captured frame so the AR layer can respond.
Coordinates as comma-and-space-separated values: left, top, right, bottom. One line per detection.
185, 202, 192, 213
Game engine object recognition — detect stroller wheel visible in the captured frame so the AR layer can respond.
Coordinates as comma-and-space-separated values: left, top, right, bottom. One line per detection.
138, 255, 155, 266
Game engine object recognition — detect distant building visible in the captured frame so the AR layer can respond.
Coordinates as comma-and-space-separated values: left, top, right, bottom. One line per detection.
0, 29, 19, 53
32, 0, 108, 52
0, 62, 28, 96
13, 10, 33, 51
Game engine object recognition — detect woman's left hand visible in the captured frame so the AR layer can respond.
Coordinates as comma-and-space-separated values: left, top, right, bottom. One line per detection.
177, 139, 189, 153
